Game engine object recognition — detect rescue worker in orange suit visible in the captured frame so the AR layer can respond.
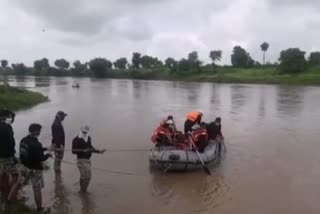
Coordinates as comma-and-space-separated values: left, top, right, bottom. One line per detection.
184, 111, 203, 135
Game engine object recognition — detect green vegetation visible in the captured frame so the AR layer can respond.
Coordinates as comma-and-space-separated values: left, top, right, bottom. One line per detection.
1, 43, 320, 85
0, 85, 48, 110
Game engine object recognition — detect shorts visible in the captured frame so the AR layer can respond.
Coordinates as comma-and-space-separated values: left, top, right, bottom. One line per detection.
54, 150, 64, 160
17, 165, 44, 190
77, 159, 91, 180
0, 157, 18, 175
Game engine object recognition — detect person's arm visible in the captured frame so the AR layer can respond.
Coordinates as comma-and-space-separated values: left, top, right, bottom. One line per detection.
88, 137, 105, 154
34, 143, 50, 163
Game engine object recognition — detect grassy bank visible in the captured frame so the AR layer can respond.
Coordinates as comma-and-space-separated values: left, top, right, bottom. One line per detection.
0, 85, 48, 110
106, 67, 320, 85
174, 67, 320, 85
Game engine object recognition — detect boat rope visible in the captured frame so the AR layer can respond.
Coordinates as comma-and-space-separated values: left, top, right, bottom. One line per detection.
52, 157, 147, 177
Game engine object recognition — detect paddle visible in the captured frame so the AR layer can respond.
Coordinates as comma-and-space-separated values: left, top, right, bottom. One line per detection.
188, 135, 211, 175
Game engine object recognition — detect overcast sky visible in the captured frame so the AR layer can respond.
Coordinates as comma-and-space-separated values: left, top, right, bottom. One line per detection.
1, 0, 320, 66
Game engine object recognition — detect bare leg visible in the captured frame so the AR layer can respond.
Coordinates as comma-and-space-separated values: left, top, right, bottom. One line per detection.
0, 174, 10, 203
8, 180, 22, 202
8, 174, 18, 201
32, 186, 42, 211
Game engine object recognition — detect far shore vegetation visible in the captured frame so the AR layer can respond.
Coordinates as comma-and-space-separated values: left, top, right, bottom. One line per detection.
1, 43, 320, 85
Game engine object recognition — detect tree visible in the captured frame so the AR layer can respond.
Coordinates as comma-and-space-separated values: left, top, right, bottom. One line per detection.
54, 59, 70, 70
209, 50, 222, 66
140, 55, 154, 68
231, 46, 251, 67
279, 48, 307, 73
165, 58, 176, 68
308, 52, 320, 66
113, 58, 128, 69
178, 58, 191, 72
1, 60, 8, 69
260, 42, 269, 65
34, 58, 49, 75
12, 63, 29, 75
132, 52, 141, 69
89, 58, 112, 77
187, 51, 201, 71
71, 60, 88, 76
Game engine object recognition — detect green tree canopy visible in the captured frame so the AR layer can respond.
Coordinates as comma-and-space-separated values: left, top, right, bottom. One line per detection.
279, 48, 307, 73
114, 58, 128, 69
209, 50, 222, 65
1, 60, 8, 69
231, 46, 253, 67
89, 58, 112, 77
132, 52, 141, 69
260, 42, 270, 64
309, 52, 320, 66
54, 59, 70, 70
12, 63, 29, 75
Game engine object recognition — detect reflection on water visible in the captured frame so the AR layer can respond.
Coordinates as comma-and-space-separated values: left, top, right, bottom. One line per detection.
230, 85, 248, 114
276, 85, 304, 119
150, 170, 230, 213
6, 76, 320, 214
51, 174, 71, 214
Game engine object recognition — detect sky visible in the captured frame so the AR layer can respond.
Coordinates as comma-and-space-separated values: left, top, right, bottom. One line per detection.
1, 0, 320, 66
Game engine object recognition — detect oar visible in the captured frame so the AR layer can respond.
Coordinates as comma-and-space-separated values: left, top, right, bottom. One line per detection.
188, 135, 211, 175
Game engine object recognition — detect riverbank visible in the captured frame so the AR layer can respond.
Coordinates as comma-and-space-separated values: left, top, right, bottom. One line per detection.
0, 85, 48, 110
175, 67, 320, 85
102, 67, 320, 85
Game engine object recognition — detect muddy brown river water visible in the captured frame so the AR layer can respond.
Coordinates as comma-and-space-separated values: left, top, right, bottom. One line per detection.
5, 76, 320, 214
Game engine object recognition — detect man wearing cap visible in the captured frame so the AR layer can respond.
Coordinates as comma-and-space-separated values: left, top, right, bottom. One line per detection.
51, 111, 67, 174
9, 123, 52, 213
0, 109, 17, 204
72, 126, 106, 193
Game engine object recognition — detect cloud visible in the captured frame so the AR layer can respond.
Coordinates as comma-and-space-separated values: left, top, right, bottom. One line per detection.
1, 0, 320, 66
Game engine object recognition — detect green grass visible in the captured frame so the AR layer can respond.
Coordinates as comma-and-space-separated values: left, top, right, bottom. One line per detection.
173, 67, 320, 85
0, 85, 48, 110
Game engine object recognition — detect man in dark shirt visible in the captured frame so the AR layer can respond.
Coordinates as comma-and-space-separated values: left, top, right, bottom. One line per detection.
51, 111, 67, 174
72, 125, 105, 193
0, 109, 16, 204
9, 123, 52, 213
206, 117, 224, 155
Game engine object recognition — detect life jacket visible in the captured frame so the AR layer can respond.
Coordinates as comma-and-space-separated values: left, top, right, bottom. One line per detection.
151, 125, 172, 144
191, 127, 208, 146
186, 111, 202, 122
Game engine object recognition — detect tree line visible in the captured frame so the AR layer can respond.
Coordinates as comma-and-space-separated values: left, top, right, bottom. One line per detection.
1, 42, 320, 78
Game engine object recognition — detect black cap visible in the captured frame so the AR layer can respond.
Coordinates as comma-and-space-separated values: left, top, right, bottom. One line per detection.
29, 123, 42, 133
56, 111, 67, 118
215, 117, 221, 122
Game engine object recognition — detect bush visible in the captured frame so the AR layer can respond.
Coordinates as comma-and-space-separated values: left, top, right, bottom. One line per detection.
279, 48, 307, 73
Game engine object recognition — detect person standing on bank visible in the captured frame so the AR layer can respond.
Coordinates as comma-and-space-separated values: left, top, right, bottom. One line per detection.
0, 109, 17, 205
9, 123, 52, 213
72, 126, 106, 193
51, 111, 67, 174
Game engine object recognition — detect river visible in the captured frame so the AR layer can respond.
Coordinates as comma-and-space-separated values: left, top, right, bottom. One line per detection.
5, 76, 320, 214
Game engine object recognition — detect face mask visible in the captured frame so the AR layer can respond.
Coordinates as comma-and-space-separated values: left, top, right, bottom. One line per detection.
5, 118, 13, 125
79, 131, 89, 141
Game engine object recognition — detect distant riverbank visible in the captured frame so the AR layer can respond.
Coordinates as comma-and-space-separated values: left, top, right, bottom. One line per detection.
100, 67, 320, 85
2, 66, 320, 86
0, 85, 48, 110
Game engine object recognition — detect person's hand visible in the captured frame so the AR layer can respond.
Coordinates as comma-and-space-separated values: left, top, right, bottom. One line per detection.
99, 149, 106, 154
47, 146, 53, 152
